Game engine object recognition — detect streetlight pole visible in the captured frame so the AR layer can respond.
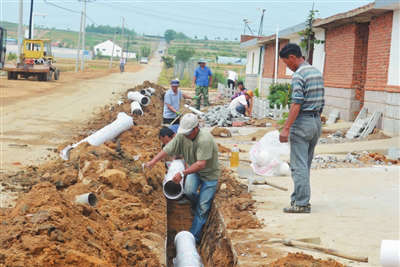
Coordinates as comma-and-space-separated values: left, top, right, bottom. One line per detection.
31, 13, 46, 39
17, 0, 23, 62
80, 0, 87, 70
109, 31, 118, 68
120, 17, 125, 58
125, 35, 129, 62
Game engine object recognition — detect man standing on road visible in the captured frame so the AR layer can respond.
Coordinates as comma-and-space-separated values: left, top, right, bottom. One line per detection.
146, 114, 220, 244
192, 58, 212, 110
119, 57, 126, 73
279, 43, 325, 214
225, 70, 238, 90
163, 79, 195, 125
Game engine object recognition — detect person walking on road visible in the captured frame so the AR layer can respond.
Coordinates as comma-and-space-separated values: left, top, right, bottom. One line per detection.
279, 43, 325, 214
163, 79, 195, 125
146, 114, 220, 244
225, 70, 238, 90
119, 57, 126, 73
192, 58, 212, 110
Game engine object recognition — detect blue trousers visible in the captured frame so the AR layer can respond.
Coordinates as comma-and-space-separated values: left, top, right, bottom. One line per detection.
235, 104, 246, 115
184, 173, 218, 243
289, 114, 321, 206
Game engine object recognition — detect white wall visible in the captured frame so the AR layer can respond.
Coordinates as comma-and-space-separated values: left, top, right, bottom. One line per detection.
388, 9, 400, 86
245, 46, 261, 75
313, 29, 326, 73
94, 40, 122, 57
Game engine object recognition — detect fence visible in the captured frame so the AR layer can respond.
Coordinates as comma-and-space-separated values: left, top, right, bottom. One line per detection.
173, 59, 197, 80
251, 98, 289, 120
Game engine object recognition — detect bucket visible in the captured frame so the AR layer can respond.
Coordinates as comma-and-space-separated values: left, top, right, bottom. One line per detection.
163, 160, 185, 200
380, 240, 400, 267
131, 101, 143, 116
127, 91, 150, 106
75, 192, 98, 207
173, 231, 203, 267
86, 112, 134, 146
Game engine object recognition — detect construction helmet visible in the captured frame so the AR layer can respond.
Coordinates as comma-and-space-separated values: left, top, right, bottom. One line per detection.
246, 90, 254, 98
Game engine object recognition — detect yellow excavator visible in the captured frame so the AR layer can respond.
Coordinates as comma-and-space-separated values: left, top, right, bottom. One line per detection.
3, 37, 60, 81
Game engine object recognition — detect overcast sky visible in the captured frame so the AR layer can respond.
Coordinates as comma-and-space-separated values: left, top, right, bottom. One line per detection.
1, 0, 372, 40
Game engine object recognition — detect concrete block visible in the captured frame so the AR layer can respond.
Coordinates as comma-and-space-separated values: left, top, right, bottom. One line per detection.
232, 121, 244, 127
365, 90, 387, 103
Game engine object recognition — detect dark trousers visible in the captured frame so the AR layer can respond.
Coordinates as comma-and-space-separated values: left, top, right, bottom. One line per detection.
163, 117, 180, 125
227, 79, 235, 89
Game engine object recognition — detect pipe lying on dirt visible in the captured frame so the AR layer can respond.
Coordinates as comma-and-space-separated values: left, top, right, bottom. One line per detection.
184, 104, 204, 116
381, 240, 400, 267
59, 112, 134, 160
147, 87, 155, 95
75, 192, 98, 207
163, 160, 185, 200
117, 100, 123, 106
131, 101, 143, 116
128, 91, 150, 106
140, 89, 152, 97
173, 231, 203, 267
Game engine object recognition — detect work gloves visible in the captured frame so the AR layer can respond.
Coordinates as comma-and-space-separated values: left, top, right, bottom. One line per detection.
176, 112, 181, 116
191, 96, 199, 100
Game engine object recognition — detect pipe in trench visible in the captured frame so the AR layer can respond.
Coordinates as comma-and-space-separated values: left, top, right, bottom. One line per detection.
163, 159, 185, 200
147, 87, 156, 95
184, 104, 204, 116
140, 88, 152, 97
128, 91, 150, 106
130, 101, 143, 116
75, 192, 98, 207
173, 231, 203, 267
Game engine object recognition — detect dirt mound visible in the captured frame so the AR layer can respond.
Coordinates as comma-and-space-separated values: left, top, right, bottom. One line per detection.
268, 252, 345, 267
360, 152, 399, 164
211, 127, 231, 137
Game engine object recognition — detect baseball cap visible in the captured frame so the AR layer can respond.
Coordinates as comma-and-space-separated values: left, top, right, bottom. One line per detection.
177, 113, 199, 135
171, 80, 180, 86
198, 58, 206, 64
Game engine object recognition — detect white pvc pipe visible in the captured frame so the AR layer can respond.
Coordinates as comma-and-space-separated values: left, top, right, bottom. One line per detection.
86, 112, 134, 146
163, 159, 185, 200
173, 231, 203, 267
131, 101, 143, 116
117, 100, 123, 106
75, 192, 98, 207
381, 240, 400, 267
127, 91, 150, 106
140, 88, 152, 97
184, 104, 204, 116
147, 87, 155, 95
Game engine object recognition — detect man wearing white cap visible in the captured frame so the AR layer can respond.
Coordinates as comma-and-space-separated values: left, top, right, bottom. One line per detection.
146, 113, 220, 244
163, 79, 195, 125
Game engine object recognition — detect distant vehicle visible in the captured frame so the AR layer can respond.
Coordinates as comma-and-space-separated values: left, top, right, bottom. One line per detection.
158, 49, 163, 53
140, 57, 148, 64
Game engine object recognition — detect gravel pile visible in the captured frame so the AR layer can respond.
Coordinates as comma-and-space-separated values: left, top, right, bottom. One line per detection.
200, 105, 248, 127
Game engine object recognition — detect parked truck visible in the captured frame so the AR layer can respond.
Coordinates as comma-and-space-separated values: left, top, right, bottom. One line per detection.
0, 27, 6, 69
3, 38, 60, 81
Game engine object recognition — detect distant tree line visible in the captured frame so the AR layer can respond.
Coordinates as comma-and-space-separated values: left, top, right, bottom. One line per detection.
164, 29, 189, 44
86, 24, 136, 36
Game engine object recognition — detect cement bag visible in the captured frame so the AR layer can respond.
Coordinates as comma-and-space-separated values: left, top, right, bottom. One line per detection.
249, 130, 290, 176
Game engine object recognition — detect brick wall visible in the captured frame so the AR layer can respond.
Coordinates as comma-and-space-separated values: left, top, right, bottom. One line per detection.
364, 11, 393, 92
240, 35, 258, 43
277, 40, 290, 78
263, 43, 276, 78
324, 23, 359, 88
354, 23, 370, 109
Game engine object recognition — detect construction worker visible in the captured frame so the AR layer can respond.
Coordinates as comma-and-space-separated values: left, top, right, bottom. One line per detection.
191, 58, 213, 110
146, 113, 220, 244
229, 90, 253, 117
231, 81, 247, 100
163, 79, 195, 125
224, 70, 238, 89
279, 43, 325, 214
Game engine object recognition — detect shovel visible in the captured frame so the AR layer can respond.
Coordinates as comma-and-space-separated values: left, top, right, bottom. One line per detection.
161, 93, 203, 127
284, 239, 368, 262
262, 237, 321, 245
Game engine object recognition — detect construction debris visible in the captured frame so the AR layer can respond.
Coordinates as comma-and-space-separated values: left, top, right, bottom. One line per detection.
199, 105, 248, 127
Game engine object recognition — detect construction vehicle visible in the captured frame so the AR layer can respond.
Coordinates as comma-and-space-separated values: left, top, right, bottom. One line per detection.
3, 39, 60, 81
0, 27, 6, 69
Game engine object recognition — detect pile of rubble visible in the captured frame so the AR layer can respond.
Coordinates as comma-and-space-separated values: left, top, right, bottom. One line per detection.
312, 151, 399, 169
318, 130, 350, 144
200, 105, 249, 127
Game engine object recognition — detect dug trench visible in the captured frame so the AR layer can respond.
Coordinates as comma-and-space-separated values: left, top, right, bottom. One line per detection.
0, 81, 345, 267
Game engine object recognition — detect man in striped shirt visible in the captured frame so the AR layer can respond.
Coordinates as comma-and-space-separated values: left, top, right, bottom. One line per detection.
279, 43, 325, 214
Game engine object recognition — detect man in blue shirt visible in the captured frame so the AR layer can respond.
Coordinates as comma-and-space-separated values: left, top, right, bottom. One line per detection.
191, 58, 213, 110
279, 43, 325, 214
163, 79, 194, 125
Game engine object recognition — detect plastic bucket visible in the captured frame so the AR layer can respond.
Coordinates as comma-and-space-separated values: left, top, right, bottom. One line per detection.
173, 231, 203, 267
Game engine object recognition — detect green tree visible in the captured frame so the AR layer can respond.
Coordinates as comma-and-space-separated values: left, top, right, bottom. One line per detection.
175, 46, 195, 62
96, 50, 103, 59
204, 35, 208, 40
161, 56, 174, 70
140, 45, 151, 57
164, 29, 176, 44
298, 8, 325, 62
194, 35, 197, 40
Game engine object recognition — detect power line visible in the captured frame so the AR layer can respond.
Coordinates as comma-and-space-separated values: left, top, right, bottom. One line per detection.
43, 0, 98, 26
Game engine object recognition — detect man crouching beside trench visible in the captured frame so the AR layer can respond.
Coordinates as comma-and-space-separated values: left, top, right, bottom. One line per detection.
146, 113, 221, 244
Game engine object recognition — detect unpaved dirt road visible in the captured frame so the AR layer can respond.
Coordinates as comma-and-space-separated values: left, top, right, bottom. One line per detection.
1, 41, 166, 174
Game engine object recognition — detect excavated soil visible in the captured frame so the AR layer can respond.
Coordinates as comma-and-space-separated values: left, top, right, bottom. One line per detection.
267, 252, 345, 267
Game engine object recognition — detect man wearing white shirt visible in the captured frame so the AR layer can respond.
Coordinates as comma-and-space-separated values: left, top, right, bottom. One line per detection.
225, 70, 238, 89
229, 90, 253, 117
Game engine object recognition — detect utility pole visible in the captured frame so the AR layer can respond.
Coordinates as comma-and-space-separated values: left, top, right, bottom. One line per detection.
120, 17, 125, 58
80, 0, 87, 70
126, 35, 129, 62
109, 31, 118, 68
28, 0, 34, 39
75, 12, 83, 72
17, 0, 23, 62
258, 9, 266, 36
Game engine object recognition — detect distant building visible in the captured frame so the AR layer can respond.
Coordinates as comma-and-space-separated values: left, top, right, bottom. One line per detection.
217, 56, 247, 65
94, 40, 122, 57
6, 38, 17, 45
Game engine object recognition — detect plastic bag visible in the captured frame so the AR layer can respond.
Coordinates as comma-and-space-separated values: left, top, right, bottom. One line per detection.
249, 130, 290, 176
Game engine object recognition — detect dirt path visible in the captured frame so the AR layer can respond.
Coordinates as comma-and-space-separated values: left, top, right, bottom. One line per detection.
1, 41, 166, 174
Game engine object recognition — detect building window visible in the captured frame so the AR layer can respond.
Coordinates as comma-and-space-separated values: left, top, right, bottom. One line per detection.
102, 49, 106, 51
96, 48, 99, 51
